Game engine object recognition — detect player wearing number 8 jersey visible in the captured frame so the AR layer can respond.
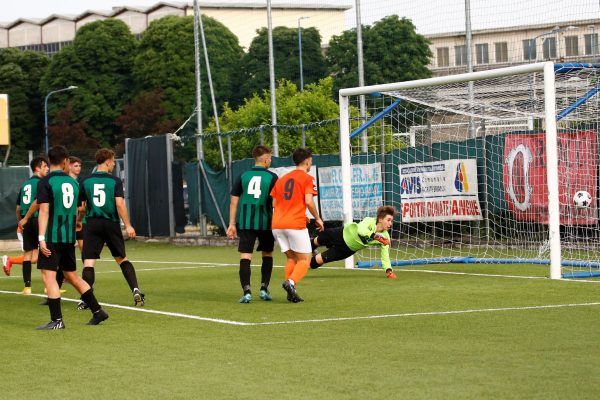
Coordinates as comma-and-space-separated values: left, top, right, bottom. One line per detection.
227, 145, 278, 303
78, 148, 144, 308
271, 148, 324, 302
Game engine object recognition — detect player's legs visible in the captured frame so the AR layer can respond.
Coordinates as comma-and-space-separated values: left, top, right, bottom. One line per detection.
256, 230, 275, 300
237, 230, 257, 302
278, 229, 312, 303
310, 228, 351, 269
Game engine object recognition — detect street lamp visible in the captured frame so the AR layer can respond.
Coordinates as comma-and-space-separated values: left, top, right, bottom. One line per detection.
298, 16, 309, 90
44, 85, 77, 153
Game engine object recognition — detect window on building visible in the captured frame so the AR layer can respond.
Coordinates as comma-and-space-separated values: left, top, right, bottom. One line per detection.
523, 39, 536, 60
436, 47, 449, 67
585, 33, 598, 56
495, 42, 508, 63
543, 37, 557, 59
565, 35, 579, 57
455, 45, 467, 66
476, 43, 489, 64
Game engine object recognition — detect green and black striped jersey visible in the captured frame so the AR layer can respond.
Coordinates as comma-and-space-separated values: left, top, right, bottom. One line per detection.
79, 172, 124, 223
231, 166, 278, 230
37, 170, 80, 244
16, 175, 41, 218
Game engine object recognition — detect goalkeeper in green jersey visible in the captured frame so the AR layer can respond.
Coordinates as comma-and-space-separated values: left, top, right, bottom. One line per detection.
310, 205, 397, 279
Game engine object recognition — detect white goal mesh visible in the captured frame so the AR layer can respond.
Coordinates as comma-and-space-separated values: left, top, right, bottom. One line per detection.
338, 62, 600, 279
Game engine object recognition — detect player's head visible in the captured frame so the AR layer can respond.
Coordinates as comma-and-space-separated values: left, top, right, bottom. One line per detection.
47, 145, 69, 169
292, 148, 312, 170
69, 156, 82, 177
95, 148, 116, 172
252, 145, 272, 167
376, 205, 395, 230
30, 156, 49, 177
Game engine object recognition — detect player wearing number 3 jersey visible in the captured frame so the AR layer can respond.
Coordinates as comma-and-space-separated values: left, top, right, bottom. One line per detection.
271, 148, 324, 303
78, 148, 145, 309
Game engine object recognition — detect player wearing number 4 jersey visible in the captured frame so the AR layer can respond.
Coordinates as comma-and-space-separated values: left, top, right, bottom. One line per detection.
78, 148, 144, 309
227, 145, 278, 303
271, 148, 324, 303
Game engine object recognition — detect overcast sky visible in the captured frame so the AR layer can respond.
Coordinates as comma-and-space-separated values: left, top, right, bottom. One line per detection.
1, 0, 598, 34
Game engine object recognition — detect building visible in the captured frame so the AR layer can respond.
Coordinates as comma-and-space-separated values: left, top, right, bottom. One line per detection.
0, 1, 351, 56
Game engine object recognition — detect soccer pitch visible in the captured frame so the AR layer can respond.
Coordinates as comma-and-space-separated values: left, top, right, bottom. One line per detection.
1, 242, 600, 399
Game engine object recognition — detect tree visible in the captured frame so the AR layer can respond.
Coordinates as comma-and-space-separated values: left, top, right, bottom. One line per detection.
327, 16, 432, 95
0, 49, 49, 164
40, 19, 138, 148
239, 26, 328, 101
204, 77, 340, 167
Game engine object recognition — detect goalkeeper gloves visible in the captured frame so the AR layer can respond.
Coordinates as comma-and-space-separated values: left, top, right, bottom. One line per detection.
372, 233, 390, 246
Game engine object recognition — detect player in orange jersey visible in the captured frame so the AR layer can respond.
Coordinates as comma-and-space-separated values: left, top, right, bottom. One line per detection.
270, 148, 324, 302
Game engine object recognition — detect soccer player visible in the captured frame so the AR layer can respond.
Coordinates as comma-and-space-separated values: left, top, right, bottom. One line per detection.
2, 157, 49, 295
226, 145, 279, 303
77, 148, 144, 309
310, 205, 397, 279
36, 145, 108, 329
69, 156, 85, 251
270, 148, 324, 303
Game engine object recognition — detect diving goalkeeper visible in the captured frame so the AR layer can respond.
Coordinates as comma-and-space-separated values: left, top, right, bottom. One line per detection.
310, 205, 396, 279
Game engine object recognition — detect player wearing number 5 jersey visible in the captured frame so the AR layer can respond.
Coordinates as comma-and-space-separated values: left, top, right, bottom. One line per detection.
227, 145, 278, 303
78, 148, 145, 309
271, 148, 324, 303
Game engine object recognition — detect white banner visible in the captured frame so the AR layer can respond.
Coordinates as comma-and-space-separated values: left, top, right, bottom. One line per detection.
399, 159, 482, 222
270, 166, 319, 218
318, 163, 383, 221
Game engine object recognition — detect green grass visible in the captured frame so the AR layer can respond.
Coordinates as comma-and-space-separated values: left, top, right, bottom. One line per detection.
1, 241, 600, 399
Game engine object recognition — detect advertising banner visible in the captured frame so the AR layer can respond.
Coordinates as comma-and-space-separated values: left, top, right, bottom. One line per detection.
270, 165, 320, 218
399, 159, 483, 222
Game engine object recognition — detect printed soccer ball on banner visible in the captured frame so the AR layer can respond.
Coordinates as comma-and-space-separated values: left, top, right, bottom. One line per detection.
573, 190, 593, 208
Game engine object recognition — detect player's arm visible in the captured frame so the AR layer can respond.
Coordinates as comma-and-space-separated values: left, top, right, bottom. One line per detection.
305, 193, 324, 231
38, 203, 51, 256
227, 195, 239, 239
116, 197, 136, 239
76, 201, 86, 231
18, 200, 39, 229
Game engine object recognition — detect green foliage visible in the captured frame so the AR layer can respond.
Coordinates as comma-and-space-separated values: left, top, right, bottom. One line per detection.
0, 49, 50, 164
40, 19, 137, 148
204, 77, 340, 167
239, 26, 328, 101
327, 15, 432, 94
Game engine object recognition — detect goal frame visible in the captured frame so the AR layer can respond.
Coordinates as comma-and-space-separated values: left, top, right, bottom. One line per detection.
338, 62, 561, 279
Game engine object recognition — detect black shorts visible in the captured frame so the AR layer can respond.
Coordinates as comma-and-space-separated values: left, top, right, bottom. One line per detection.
22, 217, 39, 252
238, 229, 275, 253
37, 243, 77, 272
76, 223, 85, 241
316, 227, 355, 264
82, 218, 126, 260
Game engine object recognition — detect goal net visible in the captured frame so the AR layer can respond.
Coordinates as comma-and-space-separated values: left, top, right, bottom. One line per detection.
338, 62, 600, 279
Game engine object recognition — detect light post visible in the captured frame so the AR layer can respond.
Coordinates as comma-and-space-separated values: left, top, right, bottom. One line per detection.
298, 16, 309, 91
44, 85, 77, 153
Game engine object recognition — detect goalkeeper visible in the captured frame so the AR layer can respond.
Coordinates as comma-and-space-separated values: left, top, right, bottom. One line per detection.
310, 205, 397, 279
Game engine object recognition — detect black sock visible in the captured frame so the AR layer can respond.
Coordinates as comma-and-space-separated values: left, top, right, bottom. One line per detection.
119, 260, 139, 291
311, 238, 318, 251
260, 256, 273, 290
22, 261, 32, 287
81, 289, 101, 313
310, 256, 321, 269
239, 259, 251, 294
56, 269, 64, 288
82, 266, 95, 287
48, 298, 62, 321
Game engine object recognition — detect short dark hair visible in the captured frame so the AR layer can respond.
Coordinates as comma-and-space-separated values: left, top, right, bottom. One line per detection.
95, 148, 115, 165
377, 205, 396, 222
47, 146, 69, 166
292, 148, 312, 166
30, 156, 48, 172
69, 156, 82, 164
252, 145, 272, 159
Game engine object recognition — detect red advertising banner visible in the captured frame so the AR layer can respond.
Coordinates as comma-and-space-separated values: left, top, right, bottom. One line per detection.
503, 131, 598, 225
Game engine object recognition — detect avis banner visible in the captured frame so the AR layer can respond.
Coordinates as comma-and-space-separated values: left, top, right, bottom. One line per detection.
503, 131, 598, 225
399, 159, 483, 222
317, 163, 383, 221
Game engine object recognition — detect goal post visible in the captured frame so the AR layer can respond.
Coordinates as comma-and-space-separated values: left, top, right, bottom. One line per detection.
338, 61, 584, 279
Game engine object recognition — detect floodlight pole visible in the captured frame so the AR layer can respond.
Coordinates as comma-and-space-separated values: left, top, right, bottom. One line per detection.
465, 0, 475, 139
355, 0, 367, 152
267, 0, 278, 156
44, 86, 77, 154
298, 16, 309, 91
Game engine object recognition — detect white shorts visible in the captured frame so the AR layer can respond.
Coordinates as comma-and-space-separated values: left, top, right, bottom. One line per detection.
272, 228, 312, 254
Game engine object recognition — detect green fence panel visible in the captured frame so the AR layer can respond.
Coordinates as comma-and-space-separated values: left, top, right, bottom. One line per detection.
0, 167, 30, 239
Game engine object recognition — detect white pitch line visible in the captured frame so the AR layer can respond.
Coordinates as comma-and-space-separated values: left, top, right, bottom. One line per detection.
2, 289, 600, 327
